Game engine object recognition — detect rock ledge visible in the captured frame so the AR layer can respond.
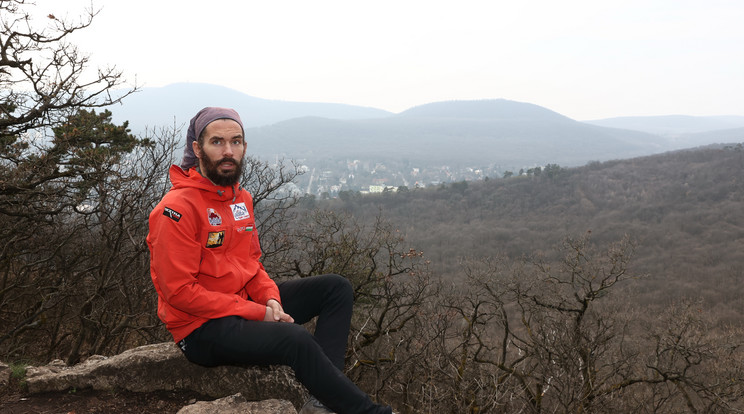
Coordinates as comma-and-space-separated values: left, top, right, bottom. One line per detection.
23, 342, 305, 411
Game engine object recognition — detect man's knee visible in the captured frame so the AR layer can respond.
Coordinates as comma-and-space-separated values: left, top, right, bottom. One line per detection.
325, 273, 353, 302
280, 323, 326, 364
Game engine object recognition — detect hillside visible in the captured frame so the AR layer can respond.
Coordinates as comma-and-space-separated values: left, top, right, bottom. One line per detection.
247, 100, 667, 168
319, 144, 744, 324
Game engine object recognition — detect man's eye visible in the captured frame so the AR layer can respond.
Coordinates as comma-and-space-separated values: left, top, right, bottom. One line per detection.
233, 140, 243, 145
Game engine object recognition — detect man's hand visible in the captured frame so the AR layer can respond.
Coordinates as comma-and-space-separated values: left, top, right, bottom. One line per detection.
264, 299, 294, 323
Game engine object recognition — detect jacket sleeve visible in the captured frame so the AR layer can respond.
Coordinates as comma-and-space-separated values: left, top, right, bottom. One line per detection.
244, 262, 281, 306
148, 199, 268, 321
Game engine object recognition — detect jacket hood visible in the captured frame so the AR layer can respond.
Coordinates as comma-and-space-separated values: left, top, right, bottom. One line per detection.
168, 165, 242, 200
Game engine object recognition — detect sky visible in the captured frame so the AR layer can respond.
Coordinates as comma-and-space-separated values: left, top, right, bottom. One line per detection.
30, 0, 744, 120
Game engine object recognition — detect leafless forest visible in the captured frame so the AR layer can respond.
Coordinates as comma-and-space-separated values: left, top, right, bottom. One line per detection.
325, 145, 744, 326
285, 145, 744, 413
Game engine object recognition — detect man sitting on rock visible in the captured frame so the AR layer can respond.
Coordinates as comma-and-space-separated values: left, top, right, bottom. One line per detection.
147, 107, 394, 414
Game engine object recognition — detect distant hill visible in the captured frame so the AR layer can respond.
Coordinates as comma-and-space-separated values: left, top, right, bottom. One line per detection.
584, 115, 744, 135
399, 99, 572, 122
110, 83, 392, 130
109, 83, 744, 170
247, 100, 669, 168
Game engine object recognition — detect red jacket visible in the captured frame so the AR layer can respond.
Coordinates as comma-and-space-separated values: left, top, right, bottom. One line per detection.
147, 165, 280, 342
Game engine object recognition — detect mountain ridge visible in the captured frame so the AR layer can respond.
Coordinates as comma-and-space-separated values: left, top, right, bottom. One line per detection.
110, 83, 743, 170
398, 99, 573, 122
247, 111, 664, 167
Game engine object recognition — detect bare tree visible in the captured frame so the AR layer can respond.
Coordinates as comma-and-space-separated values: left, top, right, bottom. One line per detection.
408, 233, 744, 413
242, 156, 304, 265
1, 0, 136, 224
263, 208, 441, 402
58, 120, 177, 364
0, 0, 143, 363
0, 116, 178, 363
1, 0, 134, 139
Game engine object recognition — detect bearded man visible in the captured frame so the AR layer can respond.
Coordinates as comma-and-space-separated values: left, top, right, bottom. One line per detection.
147, 107, 394, 414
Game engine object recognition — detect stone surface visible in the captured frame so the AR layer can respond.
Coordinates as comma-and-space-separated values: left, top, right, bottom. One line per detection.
177, 394, 297, 414
24, 342, 306, 408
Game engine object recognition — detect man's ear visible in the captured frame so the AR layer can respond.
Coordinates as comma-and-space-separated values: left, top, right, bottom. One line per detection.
192, 141, 202, 159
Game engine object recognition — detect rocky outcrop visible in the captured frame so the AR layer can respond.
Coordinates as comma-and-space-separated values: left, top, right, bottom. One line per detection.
24, 342, 306, 411
177, 395, 296, 414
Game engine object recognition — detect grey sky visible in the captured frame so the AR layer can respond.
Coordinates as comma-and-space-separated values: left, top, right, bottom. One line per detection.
32, 0, 744, 120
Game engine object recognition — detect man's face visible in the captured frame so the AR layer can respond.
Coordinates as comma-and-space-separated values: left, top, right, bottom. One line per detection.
193, 119, 245, 186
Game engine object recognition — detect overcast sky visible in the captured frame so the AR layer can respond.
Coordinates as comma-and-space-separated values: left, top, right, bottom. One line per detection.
32, 0, 744, 120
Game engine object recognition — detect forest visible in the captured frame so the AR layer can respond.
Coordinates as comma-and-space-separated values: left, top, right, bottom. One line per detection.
1, 1, 743, 413
322, 145, 744, 325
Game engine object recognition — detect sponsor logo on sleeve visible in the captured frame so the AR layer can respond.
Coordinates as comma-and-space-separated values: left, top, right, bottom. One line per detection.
206, 231, 225, 248
163, 207, 182, 222
230, 202, 250, 221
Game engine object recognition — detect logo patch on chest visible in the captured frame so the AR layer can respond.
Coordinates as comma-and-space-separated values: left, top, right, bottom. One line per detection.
206, 231, 225, 248
207, 208, 222, 226
230, 202, 250, 221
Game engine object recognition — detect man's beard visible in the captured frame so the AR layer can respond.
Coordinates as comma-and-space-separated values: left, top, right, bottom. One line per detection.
200, 155, 244, 187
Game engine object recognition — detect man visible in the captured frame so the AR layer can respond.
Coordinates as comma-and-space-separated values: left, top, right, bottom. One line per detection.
147, 107, 394, 414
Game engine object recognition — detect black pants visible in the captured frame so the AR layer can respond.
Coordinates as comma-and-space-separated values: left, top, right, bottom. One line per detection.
180, 274, 391, 414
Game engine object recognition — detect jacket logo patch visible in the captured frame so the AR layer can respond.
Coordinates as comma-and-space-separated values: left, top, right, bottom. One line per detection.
207, 208, 222, 226
163, 207, 182, 222
206, 231, 225, 248
236, 225, 254, 233
230, 202, 250, 221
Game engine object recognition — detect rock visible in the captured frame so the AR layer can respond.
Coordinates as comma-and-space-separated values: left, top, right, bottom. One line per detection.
177, 394, 297, 414
24, 342, 306, 408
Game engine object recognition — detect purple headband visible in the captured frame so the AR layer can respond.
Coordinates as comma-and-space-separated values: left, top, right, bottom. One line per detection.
180, 107, 245, 169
